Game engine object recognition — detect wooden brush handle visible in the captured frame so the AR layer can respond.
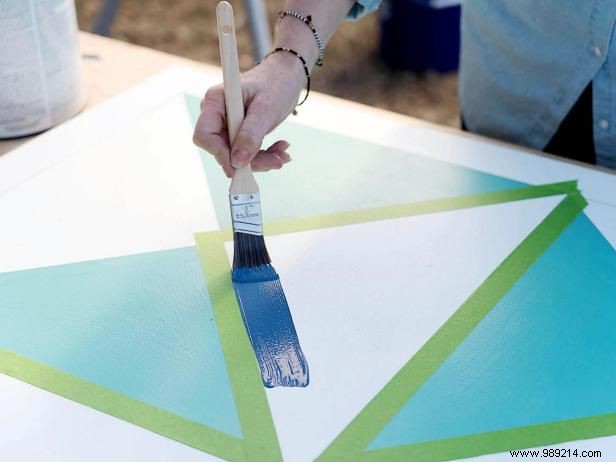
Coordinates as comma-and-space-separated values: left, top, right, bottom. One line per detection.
216, 1, 258, 194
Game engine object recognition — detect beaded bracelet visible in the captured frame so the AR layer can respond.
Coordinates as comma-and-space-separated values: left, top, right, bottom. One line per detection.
265, 47, 311, 114
278, 10, 324, 67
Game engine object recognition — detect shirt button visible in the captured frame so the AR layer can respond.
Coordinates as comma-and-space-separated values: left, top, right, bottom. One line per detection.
590, 44, 602, 57
598, 119, 609, 130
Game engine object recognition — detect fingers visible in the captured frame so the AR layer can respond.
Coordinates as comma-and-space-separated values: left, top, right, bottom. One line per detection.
250, 140, 292, 172
193, 85, 234, 177
230, 102, 274, 168
194, 79, 294, 175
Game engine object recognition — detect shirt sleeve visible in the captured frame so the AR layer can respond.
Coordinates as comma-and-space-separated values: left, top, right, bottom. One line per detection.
347, 0, 382, 20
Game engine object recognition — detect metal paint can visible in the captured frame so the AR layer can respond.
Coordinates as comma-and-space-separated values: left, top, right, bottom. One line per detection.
0, 0, 86, 138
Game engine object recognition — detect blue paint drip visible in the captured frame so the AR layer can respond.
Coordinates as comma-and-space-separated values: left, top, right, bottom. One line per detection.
232, 264, 309, 388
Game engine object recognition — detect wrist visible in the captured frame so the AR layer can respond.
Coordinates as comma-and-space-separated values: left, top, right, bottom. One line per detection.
274, 19, 320, 71
260, 47, 311, 115
263, 49, 306, 87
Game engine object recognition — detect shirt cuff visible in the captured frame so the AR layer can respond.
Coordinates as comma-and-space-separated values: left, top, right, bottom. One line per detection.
347, 0, 382, 20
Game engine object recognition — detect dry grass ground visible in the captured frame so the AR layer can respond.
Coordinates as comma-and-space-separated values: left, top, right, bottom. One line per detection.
75, 0, 459, 127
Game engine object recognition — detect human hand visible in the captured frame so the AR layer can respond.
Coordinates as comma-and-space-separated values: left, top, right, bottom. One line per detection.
193, 52, 305, 177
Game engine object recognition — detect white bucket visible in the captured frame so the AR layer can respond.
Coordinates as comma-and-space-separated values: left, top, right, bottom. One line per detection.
0, 0, 86, 138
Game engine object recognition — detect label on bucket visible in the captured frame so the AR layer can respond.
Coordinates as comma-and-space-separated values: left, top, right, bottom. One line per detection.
0, 0, 86, 138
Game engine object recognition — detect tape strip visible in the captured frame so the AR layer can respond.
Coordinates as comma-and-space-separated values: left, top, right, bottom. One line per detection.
0, 180, 581, 462
317, 191, 594, 461
0, 348, 245, 460
219, 180, 578, 241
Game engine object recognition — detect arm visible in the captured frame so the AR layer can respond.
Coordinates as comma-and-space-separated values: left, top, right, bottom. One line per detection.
193, 0, 355, 176
274, 0, 356, 70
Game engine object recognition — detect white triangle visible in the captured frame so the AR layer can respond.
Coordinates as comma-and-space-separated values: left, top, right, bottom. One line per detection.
0, 95, 219, 273
253, 194, 564, 462
0, 374, 223, 462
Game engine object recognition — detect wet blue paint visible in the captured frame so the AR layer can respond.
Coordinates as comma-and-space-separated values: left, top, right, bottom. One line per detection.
232, 264, 309, 388
368, 214, 616, 449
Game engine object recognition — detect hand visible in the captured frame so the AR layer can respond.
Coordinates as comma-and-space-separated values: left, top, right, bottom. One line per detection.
193, 52, 305, 177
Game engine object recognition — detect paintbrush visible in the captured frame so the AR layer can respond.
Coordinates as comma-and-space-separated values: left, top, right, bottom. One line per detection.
216, 1, 309, 388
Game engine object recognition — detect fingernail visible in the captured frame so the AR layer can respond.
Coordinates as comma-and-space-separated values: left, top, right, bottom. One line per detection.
231, 150, 250, 168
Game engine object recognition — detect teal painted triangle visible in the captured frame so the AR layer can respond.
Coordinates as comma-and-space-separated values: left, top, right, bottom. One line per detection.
184, 94, 525, 228
0, 247, 242, 439
368, 213, 616, 449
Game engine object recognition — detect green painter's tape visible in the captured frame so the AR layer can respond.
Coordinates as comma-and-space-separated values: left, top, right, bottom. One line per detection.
195, 233, 283, 462
192, 180, 586, 461
0, 177, 584, 462
0, 240, 283, 462
369, 213, 616, 448
316, 191, 590, 461
216, 180, 578, 241
0, 246, 241, 437
184, 93, 528, 229
0, 349, 244, 461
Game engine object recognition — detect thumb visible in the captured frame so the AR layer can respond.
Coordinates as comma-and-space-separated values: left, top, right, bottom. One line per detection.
230, 108, 271, 168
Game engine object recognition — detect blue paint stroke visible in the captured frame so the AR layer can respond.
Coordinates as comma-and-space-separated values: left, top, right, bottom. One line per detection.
232, 264, 309, 388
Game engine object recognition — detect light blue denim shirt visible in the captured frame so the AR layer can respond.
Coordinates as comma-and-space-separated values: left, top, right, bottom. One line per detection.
350, 0, 616, 168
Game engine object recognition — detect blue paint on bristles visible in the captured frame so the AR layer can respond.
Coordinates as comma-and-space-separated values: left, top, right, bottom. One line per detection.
232, 261, 309, 388
228, 196, 310, 387
229, 199, 309, 388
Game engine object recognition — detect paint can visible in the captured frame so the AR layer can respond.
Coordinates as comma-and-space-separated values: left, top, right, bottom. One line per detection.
0, 0, 86, 139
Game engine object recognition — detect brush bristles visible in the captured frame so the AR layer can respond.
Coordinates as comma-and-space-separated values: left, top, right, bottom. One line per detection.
232, 232, 271, 269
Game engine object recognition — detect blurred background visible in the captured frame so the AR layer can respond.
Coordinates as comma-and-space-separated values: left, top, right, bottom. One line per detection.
75, 0, 460, 127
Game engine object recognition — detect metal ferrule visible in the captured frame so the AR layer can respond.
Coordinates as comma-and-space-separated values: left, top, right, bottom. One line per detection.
230, 192, 263, 235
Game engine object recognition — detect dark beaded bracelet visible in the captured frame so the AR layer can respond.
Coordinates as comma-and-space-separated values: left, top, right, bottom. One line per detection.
264, 47, 311, 114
